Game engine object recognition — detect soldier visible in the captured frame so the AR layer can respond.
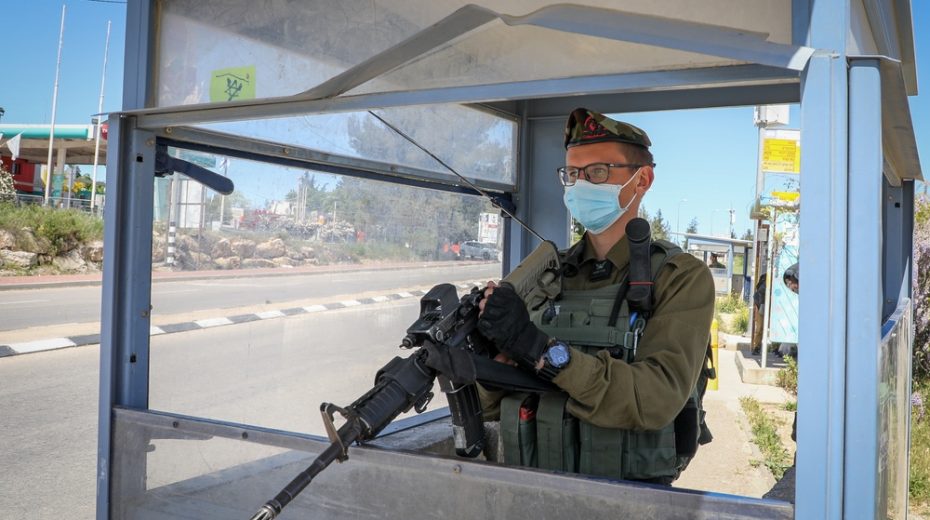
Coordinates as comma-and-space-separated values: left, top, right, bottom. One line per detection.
477, 108, 715, 485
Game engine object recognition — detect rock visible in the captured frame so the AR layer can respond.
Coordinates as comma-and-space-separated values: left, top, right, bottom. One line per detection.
300, 246, 316, 258
55, 234, 81, 255
177, 234, 201, 253
303, 257, 320, 266
53, 250, 87, 272
215, 256, 241, 270
152, 245, 166, 263
0, 229, 15, 249
179, 250, 212, 270
255, 238, 286, 259
272, 257, 297, 267
0, 250, 38, 268
230, 239, 256, 258
82, 240, 104, 263
242, 258, 277, 268
212, 238, 233, 259
18, 229, 52, 255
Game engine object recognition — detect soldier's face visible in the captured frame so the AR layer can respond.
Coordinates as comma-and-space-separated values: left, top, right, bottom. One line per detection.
565, 142, 649, 208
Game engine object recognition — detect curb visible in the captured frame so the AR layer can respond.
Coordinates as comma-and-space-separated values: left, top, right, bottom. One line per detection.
0, 280, 485, 358
0, 260, 493, 291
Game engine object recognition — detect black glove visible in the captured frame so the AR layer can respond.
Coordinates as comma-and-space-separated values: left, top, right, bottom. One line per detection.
477, 285, 549, 370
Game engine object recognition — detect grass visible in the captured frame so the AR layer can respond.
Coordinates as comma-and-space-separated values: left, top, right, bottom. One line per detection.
0, 203, 103, 256
912, 384, 930, 509
740, 396, 793, 480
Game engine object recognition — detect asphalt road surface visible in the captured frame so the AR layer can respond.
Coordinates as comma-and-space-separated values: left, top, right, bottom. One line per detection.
0, 297, 438, 519
0, 262, 500, 332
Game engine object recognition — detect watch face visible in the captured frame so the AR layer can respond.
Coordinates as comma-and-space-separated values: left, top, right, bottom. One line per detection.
548, 344, 571, 368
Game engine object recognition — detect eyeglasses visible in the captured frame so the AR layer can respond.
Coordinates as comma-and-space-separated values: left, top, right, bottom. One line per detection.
556, 163, 643, 186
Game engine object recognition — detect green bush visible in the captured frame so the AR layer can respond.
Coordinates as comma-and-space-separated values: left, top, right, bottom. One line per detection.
734, 306, 750, 335
715, 294, 750, 335
717, 293, 746, 314
0, 203, 103, 256
776, 355, 798, 396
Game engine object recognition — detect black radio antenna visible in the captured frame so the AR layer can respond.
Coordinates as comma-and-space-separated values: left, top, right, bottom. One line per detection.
367, 110, 545, 243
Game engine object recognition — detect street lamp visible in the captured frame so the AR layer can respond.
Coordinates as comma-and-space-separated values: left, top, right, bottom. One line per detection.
711, 208, 729, 236
676, 198, 688, 244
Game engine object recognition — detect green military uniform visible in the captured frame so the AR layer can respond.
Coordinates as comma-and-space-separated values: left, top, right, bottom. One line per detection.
549, 234, 714, 430
481, 232, 715, 481
480, 106, 715, 483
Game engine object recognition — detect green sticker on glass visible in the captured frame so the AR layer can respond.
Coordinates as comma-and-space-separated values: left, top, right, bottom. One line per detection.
210, 66, 256, 102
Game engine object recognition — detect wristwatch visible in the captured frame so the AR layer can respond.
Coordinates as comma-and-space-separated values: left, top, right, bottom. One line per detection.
538, 339, 571, 381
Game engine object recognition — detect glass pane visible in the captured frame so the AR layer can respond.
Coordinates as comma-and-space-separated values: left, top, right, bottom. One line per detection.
111, 410, 795, 519
350, 21, 737, 95
197, 105, 517, 185
878, 303, 913, 519
157, 0, 791, 106
148, 150, 503, 435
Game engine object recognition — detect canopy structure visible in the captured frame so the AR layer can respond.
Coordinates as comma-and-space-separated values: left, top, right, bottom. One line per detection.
0, 124, 107, 165
99, 1, 921, 519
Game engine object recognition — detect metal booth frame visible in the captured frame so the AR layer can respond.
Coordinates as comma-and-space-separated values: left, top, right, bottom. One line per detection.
98, 1, 922, 518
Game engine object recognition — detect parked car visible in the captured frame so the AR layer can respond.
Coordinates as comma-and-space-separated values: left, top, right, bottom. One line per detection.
460, 241, 499, 260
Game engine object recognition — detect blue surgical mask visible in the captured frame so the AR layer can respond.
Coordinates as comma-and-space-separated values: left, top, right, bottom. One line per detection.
563, 172, 640, 234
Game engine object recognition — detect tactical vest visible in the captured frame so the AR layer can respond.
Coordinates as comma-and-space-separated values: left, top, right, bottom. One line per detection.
499, 240, 713, 482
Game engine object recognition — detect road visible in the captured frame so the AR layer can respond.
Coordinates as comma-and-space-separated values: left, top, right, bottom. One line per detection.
0, 262, 500, 331
0, 262, 786, 518
0, 297, 440, 519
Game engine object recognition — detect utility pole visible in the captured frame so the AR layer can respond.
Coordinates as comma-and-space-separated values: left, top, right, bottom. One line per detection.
90, 20, 111, 213
44, 4, 66, 206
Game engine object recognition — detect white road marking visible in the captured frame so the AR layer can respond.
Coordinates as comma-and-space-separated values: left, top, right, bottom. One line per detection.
194, 317, 234, 328
11, 338, 76, 354
0, 299, 47, 305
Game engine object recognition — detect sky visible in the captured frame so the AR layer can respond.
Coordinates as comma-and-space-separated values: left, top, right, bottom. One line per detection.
0, 0, 928, 239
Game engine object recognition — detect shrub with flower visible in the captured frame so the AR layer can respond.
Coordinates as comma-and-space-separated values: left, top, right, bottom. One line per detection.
0, 166, 15, 203
915, 194, 930, 382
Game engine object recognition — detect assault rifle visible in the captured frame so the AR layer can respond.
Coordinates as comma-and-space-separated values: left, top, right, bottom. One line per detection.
248, 242, 562, 520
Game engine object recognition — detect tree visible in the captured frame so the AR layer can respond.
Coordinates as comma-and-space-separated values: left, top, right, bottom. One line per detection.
205, 191, 251, 225
686, 217, 699, 234
339, 107, 507, 252
648, 209, 672, 241
741, 228, 754, 241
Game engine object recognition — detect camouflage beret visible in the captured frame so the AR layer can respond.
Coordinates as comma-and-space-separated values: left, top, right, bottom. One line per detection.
563, 108, 651, 150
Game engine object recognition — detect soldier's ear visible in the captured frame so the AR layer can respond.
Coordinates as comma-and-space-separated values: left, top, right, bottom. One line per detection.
637, 165, 655, 192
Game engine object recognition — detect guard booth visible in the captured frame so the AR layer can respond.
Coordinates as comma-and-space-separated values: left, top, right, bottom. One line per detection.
99, 1, 921, 518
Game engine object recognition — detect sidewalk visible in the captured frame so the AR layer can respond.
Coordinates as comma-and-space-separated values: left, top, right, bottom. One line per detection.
0, 259, 490, 291
675, 347, 791, 498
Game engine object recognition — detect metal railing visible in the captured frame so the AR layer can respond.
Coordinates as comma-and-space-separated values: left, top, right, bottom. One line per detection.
13, 193, 105, 216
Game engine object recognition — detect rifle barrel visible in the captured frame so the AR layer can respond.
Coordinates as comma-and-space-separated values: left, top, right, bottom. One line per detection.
248, 423, 362, 520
